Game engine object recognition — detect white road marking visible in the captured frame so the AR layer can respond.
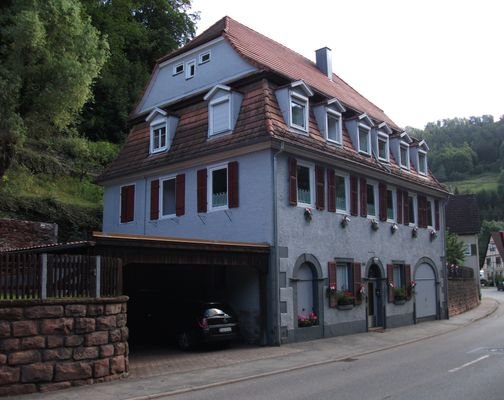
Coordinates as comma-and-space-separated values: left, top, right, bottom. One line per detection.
449, 355, 490, 373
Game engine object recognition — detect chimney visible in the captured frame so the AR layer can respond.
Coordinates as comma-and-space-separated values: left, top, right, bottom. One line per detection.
315, 47, 332, 79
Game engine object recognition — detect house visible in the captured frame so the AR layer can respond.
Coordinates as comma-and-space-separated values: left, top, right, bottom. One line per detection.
445, 194, 481, 285
482, 232, 504, 284
97, 16, 449, 345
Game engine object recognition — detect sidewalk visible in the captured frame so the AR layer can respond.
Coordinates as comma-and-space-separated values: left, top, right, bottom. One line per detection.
15, 297, 498, 400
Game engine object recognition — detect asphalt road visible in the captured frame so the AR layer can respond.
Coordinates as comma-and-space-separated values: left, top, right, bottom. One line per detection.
166, 289, 504, 400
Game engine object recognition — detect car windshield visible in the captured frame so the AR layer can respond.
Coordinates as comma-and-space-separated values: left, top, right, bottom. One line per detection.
203, 306, 230, 318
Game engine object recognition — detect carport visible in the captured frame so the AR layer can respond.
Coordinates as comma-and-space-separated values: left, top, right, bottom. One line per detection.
92, 232, 270, 347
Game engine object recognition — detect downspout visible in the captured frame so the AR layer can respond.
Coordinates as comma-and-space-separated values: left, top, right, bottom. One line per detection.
271, 142, 285, 345
442, 199, 449, 319
143, 176, 148, 235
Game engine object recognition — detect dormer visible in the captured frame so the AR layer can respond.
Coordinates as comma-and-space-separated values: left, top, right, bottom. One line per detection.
390, 132, 413, 170
146, 108, 179, 155
204, 84, 243, 137
372, 122, 392, 162
275, 80, 314, 134
313, 98, 346, 145
345, 113, 375, 156
411, 139, 430, 176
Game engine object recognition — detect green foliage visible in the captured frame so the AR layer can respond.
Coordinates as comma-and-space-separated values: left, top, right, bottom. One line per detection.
446, 232, 466, 266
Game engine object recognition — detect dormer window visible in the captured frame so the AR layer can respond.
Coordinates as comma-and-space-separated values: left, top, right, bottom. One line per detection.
204, 85, 243, 138
146, 107, 179, 154
326, 111, 342, 143
314, 98, 345, 145
358, 125, 371, 155
185, 60, 195, 79
400, 142, 410, 169
290, 93, 308, 131
151, 123, 167, 153
378, 133, 389, 162
418, 150, 427, 175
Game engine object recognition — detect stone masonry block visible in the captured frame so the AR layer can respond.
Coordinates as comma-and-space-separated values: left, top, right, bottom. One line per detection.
0, 354, 7, 365
93, 359, 110, 378
100, 344, 114, 358
47, 335, 64, 348
96, 315, 116, 330
105, 304, 122, 315
21, 363, 54, 383
65, 335, 84, 347
0, 308, 23, 321
65, 305, 87, 317
24, 306, 63, 319
40, 318, 74, 335
21, 336, 46, 350
39, 381, 72, 393
86, 304, 104, 317
85, 331, 108, 346
116, 314, 127, 328
75, 318, 96, 334
120, 327, 128, 341
109, 329, 121, 343
43, 348, 72, 361
0, 366, 20, 385
0, 321, 11, 338
110, 356, 125, 374
0, 338, 20, 352
12, 321, 38, 337
114, 343, 126, 356
0, 383, 37, 396
73, 346, 99, 360
54, 362, 92, 382
8, 350, 40, 365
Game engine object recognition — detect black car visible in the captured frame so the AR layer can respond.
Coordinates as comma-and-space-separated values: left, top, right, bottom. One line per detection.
176, 301, 239, 350
498, 282, 504, 291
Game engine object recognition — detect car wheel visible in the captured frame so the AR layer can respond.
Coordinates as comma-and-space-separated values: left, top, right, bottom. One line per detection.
177, 332, 193, 350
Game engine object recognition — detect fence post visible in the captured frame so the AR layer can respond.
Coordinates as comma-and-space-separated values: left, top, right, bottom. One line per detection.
95, 256, 101, 298
41, 254, 47, 300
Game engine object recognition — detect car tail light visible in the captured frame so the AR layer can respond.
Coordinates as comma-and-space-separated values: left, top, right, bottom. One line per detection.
198, 318, 209, 330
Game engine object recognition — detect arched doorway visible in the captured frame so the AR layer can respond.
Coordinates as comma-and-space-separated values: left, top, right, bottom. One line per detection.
367, 264, 384, 328
415, 262, 437, 320
297, 263, 316, 318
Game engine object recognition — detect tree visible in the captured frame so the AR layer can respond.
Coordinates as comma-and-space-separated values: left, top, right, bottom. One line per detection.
79, 0, 198, 142
446, 232, 466, 266
0, 0, 109, 180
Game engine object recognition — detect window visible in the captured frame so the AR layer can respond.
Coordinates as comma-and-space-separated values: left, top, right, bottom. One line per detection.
326, 111, 341, 143
199, 51, 211, 64
120, 184, 135, 223
290, 93, 308, 131
418, 151, 427, 175
408, 195, 417, 225
297, 164, 313, 206
393, 264, 404, 289
160, 177, 176, 217
378, 133, 389, 162
173, 63, 184, 75
336, 263, 352, 291
497, 257, 501, 265
367, 183, 377, 217
209, 96, 231, 136
386, 189, 396, 221
335, 175, 347, 212
400, 142, 410, 169
487, 258, 491, 266
150, 123, 168, 154
358, 125, 371, 155
185, 60, 195, 79
490, 244, 496, 252
427, 199, 434, 227
209, 165, 228, 210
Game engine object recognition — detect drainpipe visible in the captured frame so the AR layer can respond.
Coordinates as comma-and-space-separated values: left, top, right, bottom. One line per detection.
143, 176, 148, 235
271, 142, 285, 345
442, 199, 449, 320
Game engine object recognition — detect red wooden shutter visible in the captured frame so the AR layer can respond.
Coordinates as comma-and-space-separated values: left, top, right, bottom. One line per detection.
121, 185, 135, 223
328, 261, 337, 308
288, 158, 297, 206
228, 161, 239, 208
379, 182, 387, 221
418, 195, 427, 228
350, 175, 358, 216
150, 180, 160, 220
360, 177, 367, 217
175, 174, 185, 216
403, 191, 410, 225
387, 264, 394, 303
353, 262, 362, 305
120, 186, 128, 223
327, 169, 336, 212
405, 264, 412, 300
434, 199, 440, 230
197, 169, 207, 213
397, 190, 403, 224
315, 165, 325, 210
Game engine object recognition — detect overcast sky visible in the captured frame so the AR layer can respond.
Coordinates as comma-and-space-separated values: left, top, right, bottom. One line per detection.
191, 0, 504, 129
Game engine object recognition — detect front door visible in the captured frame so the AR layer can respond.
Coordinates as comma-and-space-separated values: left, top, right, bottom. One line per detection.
368, 264, 384, 328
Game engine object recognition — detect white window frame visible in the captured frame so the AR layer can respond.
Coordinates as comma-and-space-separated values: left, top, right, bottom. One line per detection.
296, 161, 315, 208
399, 141, 410, 170
199, 51, 211, 64
377, 132, 389, 162
159, 175, 177, 219
289, 92, 309, 133
335, 172, 349, 214
366, 181, 378, 219
393, 264, 405, 289
358, 124, 371, 155
386, 187, 397, 222
173, 63, 184, 75
208, 95, 231, 137
418, 150, 427, 175
150, 121, 169, 154
208, 163, 228, 212
185, 59, 196, 79
427, 198, 435, 228
336, 262, 352, 292
326, 110, 342, 144
408, 194, 418, 226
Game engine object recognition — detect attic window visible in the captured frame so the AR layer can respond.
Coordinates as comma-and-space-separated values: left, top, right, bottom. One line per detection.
290, 93, 308, 132
209, 96, 231, 136
173, 63, 184, 75
358, 125, 371, 155
185, 60, 196, 79
418, 150, 427, 175
378, 133, 389, 162
199, 51, 211, 64
326, 111, 342, 144
150, 122, 168, 154
400, 142, 410, 169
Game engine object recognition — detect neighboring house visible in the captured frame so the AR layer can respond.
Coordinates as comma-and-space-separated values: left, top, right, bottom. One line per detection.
445, 194, 481, 284
482, 233, 504, 284
97, 16, 449, 345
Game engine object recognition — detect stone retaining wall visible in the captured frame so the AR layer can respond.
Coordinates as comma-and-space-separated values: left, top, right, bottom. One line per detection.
448, 278, 479, 317
0, 297, 128, 396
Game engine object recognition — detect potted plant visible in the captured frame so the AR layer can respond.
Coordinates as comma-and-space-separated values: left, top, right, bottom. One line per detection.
297, 310, 318, 327
412, 225, 418, 238
336, 291, 355, 310
304, 207, 313, 222
390, 223, 398, 234
340, 215, 351, 228
429, 229, 437, 241
370, 219, 379, 231
393, 288, 407, 305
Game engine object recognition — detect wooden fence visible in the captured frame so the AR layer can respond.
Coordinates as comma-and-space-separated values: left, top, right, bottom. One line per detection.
0, 253, 122, 300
